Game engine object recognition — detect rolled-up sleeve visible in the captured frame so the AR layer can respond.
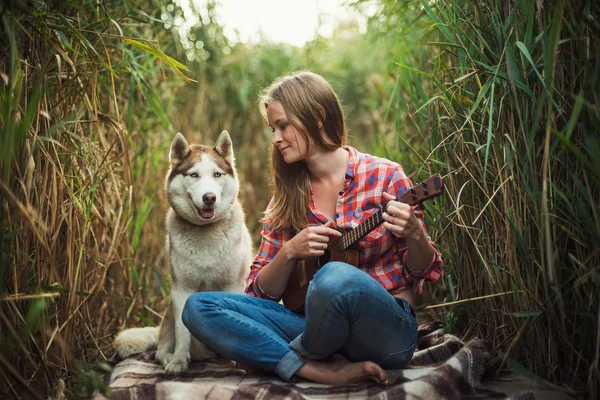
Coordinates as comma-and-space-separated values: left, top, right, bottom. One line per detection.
387, 167, 444, 293
400, 241, 443, 294
245, 203, 292, 300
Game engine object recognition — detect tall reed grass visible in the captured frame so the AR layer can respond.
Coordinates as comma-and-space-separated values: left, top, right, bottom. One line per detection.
378, 0, 599, 396
0, 1, 193, 397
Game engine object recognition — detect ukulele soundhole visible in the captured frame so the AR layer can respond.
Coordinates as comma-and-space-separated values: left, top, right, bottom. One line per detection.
317, 249, 331, 269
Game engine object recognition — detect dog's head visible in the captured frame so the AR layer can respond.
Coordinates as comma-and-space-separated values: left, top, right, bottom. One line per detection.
165, 131, 239, 225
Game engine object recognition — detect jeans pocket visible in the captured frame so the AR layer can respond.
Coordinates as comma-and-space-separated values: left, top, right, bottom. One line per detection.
378, 341, 416, 369
393, 297, 416, 321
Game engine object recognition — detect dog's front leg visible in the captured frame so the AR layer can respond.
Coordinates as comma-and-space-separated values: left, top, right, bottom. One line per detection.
156, 303, 175, 367
164, 288, 193, 374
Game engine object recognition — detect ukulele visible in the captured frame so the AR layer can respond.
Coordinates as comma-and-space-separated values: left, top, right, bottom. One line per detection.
282, 174, 444, 312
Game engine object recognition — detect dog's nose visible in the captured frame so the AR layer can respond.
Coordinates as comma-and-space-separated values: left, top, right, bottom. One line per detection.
202, 193, 216, 205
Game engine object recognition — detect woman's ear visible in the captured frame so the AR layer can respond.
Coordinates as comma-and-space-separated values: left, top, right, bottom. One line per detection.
316, 105, 326, 129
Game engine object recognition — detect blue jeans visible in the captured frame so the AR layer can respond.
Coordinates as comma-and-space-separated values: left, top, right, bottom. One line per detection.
182, 262, 417, 381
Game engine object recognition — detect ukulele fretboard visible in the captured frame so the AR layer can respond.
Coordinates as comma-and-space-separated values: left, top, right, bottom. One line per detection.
339, 209, 384, 251
331, 176, 442, 253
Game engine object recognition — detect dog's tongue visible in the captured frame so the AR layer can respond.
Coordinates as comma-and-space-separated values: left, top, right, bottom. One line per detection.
200, 209, 214, 219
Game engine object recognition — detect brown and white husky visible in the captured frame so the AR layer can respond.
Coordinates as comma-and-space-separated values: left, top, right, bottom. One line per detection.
112, 131, 253, 373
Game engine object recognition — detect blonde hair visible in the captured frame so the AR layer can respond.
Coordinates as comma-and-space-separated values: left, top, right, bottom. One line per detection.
259, 71, 347, 232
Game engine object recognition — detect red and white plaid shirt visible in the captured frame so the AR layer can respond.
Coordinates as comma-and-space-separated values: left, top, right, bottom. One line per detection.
245, 146, 443, 300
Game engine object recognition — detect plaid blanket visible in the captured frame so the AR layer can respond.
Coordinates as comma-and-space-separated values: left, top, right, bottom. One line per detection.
97, 321, 534, 400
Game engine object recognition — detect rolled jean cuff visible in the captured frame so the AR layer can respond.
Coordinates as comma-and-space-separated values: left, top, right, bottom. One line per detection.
289, 334, 329, 361
275, 350, 305, 382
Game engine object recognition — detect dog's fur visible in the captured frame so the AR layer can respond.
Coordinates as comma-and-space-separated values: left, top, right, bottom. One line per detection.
112, 131, 253, 373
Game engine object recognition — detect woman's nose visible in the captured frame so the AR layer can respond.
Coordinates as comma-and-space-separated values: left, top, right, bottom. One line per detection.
272, 129, 282, 144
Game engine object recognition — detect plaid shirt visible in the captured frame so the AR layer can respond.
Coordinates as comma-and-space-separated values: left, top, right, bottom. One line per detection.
245, 146, 443, 300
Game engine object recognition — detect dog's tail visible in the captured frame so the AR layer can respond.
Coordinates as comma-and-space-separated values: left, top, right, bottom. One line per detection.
112, 327, 159, 358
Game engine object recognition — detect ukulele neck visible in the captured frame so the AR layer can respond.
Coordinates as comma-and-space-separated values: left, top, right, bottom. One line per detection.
334, 175, 443, 252
338, 209, 384, 251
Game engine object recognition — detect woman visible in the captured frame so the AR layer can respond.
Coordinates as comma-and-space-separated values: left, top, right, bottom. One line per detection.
182, 71, 443, 385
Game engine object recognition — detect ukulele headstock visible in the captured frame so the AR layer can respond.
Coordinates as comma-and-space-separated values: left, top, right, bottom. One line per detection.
398, 175, 444, 206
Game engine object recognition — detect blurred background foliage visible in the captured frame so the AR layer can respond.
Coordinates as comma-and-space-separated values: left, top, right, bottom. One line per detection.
0, 0, 598, 398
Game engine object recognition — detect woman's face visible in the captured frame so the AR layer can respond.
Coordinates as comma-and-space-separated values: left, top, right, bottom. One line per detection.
267, 100, 310, 164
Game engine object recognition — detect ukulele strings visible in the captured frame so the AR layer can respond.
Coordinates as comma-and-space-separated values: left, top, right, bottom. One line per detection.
326, 178, 438, 253
330, 208, 384, 253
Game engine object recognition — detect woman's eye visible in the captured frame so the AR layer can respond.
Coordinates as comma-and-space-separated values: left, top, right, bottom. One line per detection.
280, 124, 287, 130
214, 172, 222, 178
189, 172, 198, 178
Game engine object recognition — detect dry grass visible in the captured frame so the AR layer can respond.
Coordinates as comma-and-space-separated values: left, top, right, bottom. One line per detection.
385, 0, 600, 396
0, 1, 180, 397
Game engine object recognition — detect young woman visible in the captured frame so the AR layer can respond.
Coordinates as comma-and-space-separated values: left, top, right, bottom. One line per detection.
182, 71, 443, 385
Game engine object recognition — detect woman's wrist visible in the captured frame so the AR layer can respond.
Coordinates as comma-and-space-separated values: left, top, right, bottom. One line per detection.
405, 234, 435, 271
408, 214, 424, 242
281, 242, 296, 262
408, 230, 423, 243
407, 232, 430, 251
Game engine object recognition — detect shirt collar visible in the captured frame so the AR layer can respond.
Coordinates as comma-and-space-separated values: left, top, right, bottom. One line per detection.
343, 146, 358, 180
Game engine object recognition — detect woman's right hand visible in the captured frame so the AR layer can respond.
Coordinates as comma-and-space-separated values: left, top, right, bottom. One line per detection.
282, 221, 342, 261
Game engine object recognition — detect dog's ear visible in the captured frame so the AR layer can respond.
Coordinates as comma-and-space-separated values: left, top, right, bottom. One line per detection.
170, 133, 190, 166
215, 130, 234, 165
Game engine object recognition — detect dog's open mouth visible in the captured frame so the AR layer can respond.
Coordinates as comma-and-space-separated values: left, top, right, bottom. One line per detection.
199, 208, 215, 219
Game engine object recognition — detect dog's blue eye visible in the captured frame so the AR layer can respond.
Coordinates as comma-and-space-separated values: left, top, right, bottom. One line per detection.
189, 172, 198, 178
214, 172, 223, 178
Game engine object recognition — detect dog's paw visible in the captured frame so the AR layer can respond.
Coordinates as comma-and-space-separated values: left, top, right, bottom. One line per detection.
156, 349, 173, 367
164, 353, 190, 374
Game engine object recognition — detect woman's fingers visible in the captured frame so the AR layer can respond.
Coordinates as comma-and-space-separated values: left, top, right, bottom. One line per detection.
313, 226, 342, 237
382, 191, 395, 201
308, 232, 332, 244
383, 221, 400, 233
309, 241, 328, 251
385, 202, 412, 221
382, 195, 414, 236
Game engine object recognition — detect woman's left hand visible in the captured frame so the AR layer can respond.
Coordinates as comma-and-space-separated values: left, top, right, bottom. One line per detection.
381, 192, 423, 241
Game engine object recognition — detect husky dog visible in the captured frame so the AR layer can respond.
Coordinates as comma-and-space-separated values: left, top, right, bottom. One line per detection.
113, 131, 253, 373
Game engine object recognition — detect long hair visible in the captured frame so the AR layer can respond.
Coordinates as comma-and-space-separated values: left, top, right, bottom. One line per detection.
259, 71, 347, 232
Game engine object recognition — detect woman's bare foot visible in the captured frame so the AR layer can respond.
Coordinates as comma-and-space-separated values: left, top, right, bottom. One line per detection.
295, 354, 388, 385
